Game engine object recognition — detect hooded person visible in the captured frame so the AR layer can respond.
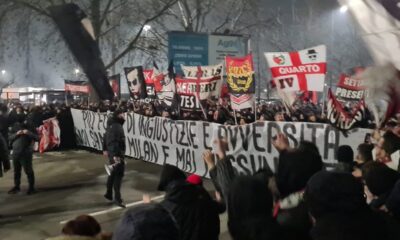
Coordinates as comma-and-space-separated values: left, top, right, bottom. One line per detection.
112, 203, 179, 240
0, 133, 10, 178
374, 131, 400, 170
158, 164, 220, 240
274, 141, 323, 240
305, 171, 393, 240
361, 161, 400, 210
334, 145, 354, 173
8, 121, 39, 195
228, 175, 281, 240
103, 109, 126, 208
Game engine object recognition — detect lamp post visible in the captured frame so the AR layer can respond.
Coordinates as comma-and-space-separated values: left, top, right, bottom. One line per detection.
74, 68, 80, 78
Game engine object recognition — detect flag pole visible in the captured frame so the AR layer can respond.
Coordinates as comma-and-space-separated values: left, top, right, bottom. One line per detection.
254, 98, 257, 121
233, 109, 238, 125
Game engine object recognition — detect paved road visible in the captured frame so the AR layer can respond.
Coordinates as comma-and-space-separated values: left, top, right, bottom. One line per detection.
0, 150, 230, 240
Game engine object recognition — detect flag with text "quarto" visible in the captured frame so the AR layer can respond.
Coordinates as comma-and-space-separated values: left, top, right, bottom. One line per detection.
265, 45, 327, 92
225, 54, 256, 94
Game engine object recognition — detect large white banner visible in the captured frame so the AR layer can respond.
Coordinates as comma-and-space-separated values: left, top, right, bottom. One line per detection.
71, 109, 372, 176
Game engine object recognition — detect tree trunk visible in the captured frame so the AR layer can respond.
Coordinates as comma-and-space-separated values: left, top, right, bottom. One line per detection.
90, 0, 101, 43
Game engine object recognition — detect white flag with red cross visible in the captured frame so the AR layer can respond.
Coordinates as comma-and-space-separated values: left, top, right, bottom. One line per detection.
265, 45, 327, 92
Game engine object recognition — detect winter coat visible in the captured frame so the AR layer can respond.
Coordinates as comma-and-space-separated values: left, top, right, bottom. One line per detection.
209, 157, 237, 201
0, 113, 10, 144
0, 134, 9, 177
9, 123, 39, 164
103, 117, 125, 158
113, 203, 179, 240
228, 175, 281, 240
158, 165, 220, 240
275, 194, 312, 240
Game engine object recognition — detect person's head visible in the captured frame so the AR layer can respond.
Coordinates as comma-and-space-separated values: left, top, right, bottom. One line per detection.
186, 174, 203, 186
276, 141, 323, 198
361, 161, 400, 198
374, 131, 400, 162
355, 143, 374, 164
274, 112, 284, 122
62, 215, 101, 237
337, 145, 354, 164
113, 109, 125, 121
228, 175, 279, 240
308, 113, 317, 122
157, 164, 186, 191
113, 203, 179, 240
305, 171, 367, 220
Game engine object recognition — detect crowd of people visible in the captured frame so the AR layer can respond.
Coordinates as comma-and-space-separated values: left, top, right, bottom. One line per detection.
45, 108, 400, 240
1, 98, 400, 240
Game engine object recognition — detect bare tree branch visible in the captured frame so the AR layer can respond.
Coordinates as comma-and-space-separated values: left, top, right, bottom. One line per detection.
105, 0, 178, 69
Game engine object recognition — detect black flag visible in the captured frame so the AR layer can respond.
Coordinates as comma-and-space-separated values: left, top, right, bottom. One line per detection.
48, 4, 114, 100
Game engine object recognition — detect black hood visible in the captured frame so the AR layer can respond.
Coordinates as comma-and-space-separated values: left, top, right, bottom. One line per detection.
113, 203, 179, 240
305, 171, 367, 220
157, 164, 186, 191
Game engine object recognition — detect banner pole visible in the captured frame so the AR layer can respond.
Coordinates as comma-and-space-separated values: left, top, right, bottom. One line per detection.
233, 109, 238, 125
64, 91, 68, 106
254, 99, 257, 121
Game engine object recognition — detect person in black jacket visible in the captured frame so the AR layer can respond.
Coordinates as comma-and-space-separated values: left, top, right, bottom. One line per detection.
8, 121, 39, 195
103, 109, 126, 208
0, 134, 10, 178
158, 164, 220, 240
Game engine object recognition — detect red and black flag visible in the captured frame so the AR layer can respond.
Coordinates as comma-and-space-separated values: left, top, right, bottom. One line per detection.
64, 80, 89, 94
108, 74, 121, 98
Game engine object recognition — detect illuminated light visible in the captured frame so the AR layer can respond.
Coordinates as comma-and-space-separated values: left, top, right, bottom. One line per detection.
340, 5, 348, 13
143, 25, 151, 32
1, 70, 5, 75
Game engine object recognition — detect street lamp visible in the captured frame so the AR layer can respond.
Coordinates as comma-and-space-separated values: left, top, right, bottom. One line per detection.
143, 25, 151, 32
1, 70, 6, 75
143, 25, 151, 37
74, 68, 80, 77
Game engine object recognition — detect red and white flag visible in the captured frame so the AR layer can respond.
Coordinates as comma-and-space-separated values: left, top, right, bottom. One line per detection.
230, 94, 255, 111
265, 45, 327, 92
38, 118, 60, 153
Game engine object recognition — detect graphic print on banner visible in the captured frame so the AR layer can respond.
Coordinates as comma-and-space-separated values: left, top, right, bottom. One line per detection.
265, 45, 327, 92
71, 108, 372, 177
143, 69, 156, 98
335, 74, 368, 100
230, 94, 255, 110
124, 66, 147, 100
152, 63, 178, 109
225, 54, 256, 94
108, 74, 121, 98
64, 80, 89, 93
181, 63, 223, 79
327, 89, 366, 131
177, 63, 223, 111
